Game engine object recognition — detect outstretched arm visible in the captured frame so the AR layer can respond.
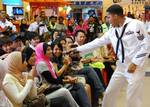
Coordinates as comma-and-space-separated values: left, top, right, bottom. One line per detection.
76, 31, 111, 55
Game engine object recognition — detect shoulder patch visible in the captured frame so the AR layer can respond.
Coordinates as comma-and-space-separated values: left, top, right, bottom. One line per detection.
136, 30, 145, 41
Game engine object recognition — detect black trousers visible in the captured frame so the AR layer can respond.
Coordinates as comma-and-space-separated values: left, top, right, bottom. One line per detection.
50, 96, 70, 107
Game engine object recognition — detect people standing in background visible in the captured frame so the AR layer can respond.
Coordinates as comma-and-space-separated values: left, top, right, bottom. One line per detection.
20, 19, 29, 33
140, 13, 150, 35
73, 4, 150, 107
28, 15, 48, 39
47, 16, 57, 34
73, 19, 89, 36
56, 16, 67, 36
102, 16, 115, 59
67, 17, 77, 37
40, 11, 49, 26
102, 16, 111, 34
87, 16, 99, 42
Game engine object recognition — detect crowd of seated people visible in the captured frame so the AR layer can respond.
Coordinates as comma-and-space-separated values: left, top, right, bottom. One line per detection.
0, 10, 118, 107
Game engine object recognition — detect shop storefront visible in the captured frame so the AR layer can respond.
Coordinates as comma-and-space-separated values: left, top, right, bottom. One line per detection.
102, 0, 149, 20
69, 0, 103, 20
121, 0, 148, 18
1, 0, 24, 31
0, 0, 3, 10
2, 0, 23, 17
23, 0, 70, 21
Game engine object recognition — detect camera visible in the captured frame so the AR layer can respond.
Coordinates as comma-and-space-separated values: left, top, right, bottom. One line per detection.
65, 44, 81, 62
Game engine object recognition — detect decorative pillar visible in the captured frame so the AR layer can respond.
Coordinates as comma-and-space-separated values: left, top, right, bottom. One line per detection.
102, 0, 113, 20
0, 0, 3, 10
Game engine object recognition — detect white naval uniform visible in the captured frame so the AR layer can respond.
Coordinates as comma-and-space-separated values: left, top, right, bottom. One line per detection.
76, 17, 150, 107
28, 22, 48, 35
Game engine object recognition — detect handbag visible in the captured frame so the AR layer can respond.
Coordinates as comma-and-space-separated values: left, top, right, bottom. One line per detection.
7, 73, 47, 107
23, 94, 47, 107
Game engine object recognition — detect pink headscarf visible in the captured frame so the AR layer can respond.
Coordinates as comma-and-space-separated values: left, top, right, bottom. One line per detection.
35, 43, 57, 79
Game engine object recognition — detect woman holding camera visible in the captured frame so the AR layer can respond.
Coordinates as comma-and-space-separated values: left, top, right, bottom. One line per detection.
2, 47, 76, 107
35, 42, 91, 107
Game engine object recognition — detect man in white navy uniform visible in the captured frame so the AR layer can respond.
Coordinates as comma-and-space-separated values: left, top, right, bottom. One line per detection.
73, 4, 150, 107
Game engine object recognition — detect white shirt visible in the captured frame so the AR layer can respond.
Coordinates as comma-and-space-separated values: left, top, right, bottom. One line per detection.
77, 17, 150, 67
56, 23, 67, 31
28, 22, 48, 35
0, 19, 16, 32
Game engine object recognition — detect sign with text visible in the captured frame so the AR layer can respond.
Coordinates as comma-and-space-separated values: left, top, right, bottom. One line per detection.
113, 0, 122, 3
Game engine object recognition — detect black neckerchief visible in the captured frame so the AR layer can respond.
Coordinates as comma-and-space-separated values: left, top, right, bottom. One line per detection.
115, 23, 128, 63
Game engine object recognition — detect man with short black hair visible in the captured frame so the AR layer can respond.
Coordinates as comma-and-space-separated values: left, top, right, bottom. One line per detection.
73, 4, 150, 107
0, 36, 13, 59
48, 16, 57, 33
56, 16, 67, 31
27, 32, 40, 50
102, 16, 111, 33
74, 30, 87, 46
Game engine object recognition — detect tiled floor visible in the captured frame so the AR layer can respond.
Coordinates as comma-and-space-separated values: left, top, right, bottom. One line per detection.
116, 58, 150, 107
115, 77, 150, 107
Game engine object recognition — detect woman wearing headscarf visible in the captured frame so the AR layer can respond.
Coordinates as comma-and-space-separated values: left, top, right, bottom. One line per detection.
0, 59, 13, 107
23, 46, 78, 107
2, 51, 36, 107
35, 42, 91, 107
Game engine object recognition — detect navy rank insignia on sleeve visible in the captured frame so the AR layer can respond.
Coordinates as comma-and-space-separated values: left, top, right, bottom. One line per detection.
125, 30, 134, 35
136, 30, 144, 41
